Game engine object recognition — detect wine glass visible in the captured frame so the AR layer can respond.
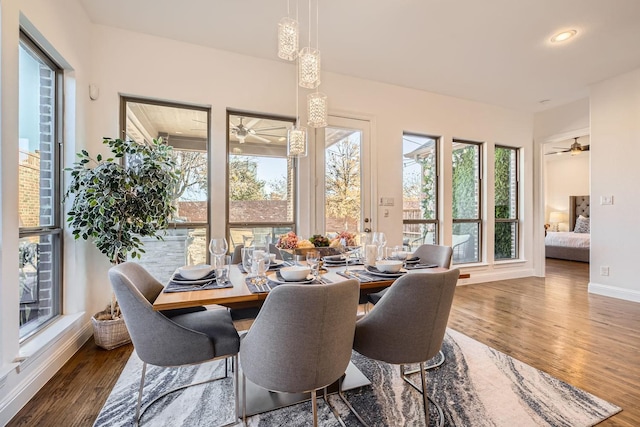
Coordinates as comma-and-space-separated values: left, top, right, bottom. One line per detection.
306, 250, 320, 280
209, 238, 228, 266
253, 249, 271, 290
242, 247, 254, 278
372, 232, 387, 260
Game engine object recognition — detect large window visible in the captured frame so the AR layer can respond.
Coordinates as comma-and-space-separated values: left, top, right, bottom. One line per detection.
495, 145, 519, 260
452, 140, 482, 264
18, 32, 63, 339
121, 97, 210, 281
402, 133, 439, 251
227, 111, 296, 249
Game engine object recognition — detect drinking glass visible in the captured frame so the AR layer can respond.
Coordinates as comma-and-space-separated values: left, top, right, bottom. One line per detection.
372, 232, 387, 260
242, 247, 254, 278
214, 255, 231, 285
253, 249, 271, 290
209, 238, 228, 266
306, 250, 320, 280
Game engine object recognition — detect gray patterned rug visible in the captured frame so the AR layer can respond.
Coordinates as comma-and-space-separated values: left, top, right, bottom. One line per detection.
94, 329, 620, 426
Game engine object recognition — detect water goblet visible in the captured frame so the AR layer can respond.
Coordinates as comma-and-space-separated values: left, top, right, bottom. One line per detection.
242, 247, 254, 278
209, 238, 228, 266
214, 255, 231, 285
253, 249, 271, 290
306, 250, 320, 281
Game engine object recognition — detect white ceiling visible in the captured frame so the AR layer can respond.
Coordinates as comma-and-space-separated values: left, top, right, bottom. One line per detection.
79, 0, 640, 113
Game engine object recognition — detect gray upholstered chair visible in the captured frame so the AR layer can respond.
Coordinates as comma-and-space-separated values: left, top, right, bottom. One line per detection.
239, 279, 360, 426
109, 262, 241, 426
353, 269, 460, 427
367, 243, 453, 305
230, 243, 282, 264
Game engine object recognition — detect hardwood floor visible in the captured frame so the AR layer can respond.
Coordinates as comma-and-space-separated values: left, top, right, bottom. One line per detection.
8, 259, 640, 426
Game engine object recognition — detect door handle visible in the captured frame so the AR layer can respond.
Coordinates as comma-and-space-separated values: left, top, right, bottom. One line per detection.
364, 228, 371, 233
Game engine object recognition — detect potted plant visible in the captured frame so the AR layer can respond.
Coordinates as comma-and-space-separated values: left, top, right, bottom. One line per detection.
65, 137, 178, 349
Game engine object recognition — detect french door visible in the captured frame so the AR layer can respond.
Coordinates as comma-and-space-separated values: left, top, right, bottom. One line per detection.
315, 115, 372, 239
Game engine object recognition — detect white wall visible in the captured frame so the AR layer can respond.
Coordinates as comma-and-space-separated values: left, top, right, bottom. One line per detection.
589, 67, 640, 302
0, 0, 93, 423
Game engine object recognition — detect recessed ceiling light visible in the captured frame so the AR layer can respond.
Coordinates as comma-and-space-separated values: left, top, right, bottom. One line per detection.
550, 30, 577, 43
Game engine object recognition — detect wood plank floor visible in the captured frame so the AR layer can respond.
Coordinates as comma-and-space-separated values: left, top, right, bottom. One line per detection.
8, 259, 640, 426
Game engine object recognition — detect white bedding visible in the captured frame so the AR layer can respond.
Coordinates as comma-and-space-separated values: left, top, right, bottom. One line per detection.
545, 231, 590, 248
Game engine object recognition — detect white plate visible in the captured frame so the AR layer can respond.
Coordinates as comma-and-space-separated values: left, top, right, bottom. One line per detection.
269, 259, 285, 266
268, 272, 315, 284
171, 269, 216, 284
364, 267, 407, 278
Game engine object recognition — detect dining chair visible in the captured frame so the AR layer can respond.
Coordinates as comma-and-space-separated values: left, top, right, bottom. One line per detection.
109, 262, 241, 426
239, 279, 361, 426
230, 243, 283, 264
367, 243, 453, 305
351, 269, 460, 427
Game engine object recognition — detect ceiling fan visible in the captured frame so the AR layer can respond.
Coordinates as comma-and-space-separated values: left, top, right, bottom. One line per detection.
545, 137, 590, 156
230, 117, 287, 144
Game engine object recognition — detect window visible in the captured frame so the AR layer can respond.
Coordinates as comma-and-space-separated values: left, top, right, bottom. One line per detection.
121, 97, 210, 281
227, 111, 296, 249
494, 145, 519, 260
18, 32, 63, 340
402, 133, 439, 251
452, 140, 482, 264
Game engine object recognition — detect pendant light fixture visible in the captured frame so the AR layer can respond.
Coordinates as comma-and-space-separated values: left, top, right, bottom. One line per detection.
277, 1, 299, 61
277, 0, 326, 156
298, 0, 321, 89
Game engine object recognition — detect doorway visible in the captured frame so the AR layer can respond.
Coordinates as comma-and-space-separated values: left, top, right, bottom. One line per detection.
315, 116, 372, 238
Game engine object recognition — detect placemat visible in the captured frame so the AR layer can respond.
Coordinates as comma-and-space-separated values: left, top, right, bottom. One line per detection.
404, 263, 438, 270
336, 269, 393, 283
245, 276, 332, 294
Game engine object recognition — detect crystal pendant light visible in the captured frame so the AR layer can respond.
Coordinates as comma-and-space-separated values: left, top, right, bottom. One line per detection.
278, 17, 299, 61
298, 47, 321, 89
307, 92, 327, 128
287, 126, 307, 157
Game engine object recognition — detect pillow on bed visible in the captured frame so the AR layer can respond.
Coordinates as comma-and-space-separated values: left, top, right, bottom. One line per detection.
574, 215, 590, 233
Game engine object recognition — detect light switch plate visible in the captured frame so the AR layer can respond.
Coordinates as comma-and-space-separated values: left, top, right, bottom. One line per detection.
600, 195, 613, 205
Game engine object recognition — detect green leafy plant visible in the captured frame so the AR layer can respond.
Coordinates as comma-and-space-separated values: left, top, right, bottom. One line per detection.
65, 137, 178, 320
66, 137, 178, 265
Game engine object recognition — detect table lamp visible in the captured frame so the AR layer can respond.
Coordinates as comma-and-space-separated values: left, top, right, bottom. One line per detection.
549, 211, 567, 232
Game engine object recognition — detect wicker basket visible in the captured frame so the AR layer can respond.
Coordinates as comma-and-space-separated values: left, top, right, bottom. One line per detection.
92, 314, 131, 350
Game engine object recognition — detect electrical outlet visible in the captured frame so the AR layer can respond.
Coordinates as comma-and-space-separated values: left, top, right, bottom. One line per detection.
600, 196, 614, 205
600, 266, 610, 276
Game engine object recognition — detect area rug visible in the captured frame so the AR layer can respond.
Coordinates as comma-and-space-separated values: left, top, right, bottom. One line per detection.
94, 329, 620, 426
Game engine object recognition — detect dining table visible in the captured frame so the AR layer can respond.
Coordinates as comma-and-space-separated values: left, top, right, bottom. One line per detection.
152, 261, 468, 312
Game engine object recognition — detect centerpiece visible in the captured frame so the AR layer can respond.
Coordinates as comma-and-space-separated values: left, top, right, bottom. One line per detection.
276, 231, 358, 258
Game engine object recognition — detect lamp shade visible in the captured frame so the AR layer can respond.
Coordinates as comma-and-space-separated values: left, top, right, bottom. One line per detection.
307, 92, 328, 128
549, 211, 567, 224
278, 17, 299, 61
287, 126, 307, 157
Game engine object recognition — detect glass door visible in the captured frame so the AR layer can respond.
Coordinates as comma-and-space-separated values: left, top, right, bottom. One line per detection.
315, 116, 372, 241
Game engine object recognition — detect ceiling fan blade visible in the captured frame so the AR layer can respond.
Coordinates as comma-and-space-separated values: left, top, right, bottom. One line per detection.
582, 145, 590, 151
247, 133, 271, 143
245, 118, 261, 129
253, 126, 288, 132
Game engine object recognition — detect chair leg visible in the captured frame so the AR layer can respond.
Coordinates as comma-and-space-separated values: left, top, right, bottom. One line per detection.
419, 362, 429, 427
323, 387, 347, 427
136, 362, 147, 426
311, 389, 318, 427
403, 349, 445, 374
400, 362, 445, 427
335, 375, 370, 426
242, 372, 247, 425
138, 359, 238, 427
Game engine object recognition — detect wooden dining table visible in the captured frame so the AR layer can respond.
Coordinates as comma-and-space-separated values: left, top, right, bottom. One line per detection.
152, 263, 468, 311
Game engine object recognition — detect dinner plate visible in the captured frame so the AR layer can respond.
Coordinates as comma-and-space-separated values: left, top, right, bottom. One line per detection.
269, 259, 285, 267
364, 266, 407, 278
170, 270, 216, 285
268, 272, 315, 284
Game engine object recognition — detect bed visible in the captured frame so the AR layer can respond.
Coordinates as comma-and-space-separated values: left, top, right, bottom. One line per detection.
545, 195, 590, 263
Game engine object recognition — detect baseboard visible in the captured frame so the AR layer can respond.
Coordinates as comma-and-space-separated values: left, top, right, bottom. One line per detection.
0, 319, 93, 425
456, 268, 536, 285
588, 282, 640, 303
